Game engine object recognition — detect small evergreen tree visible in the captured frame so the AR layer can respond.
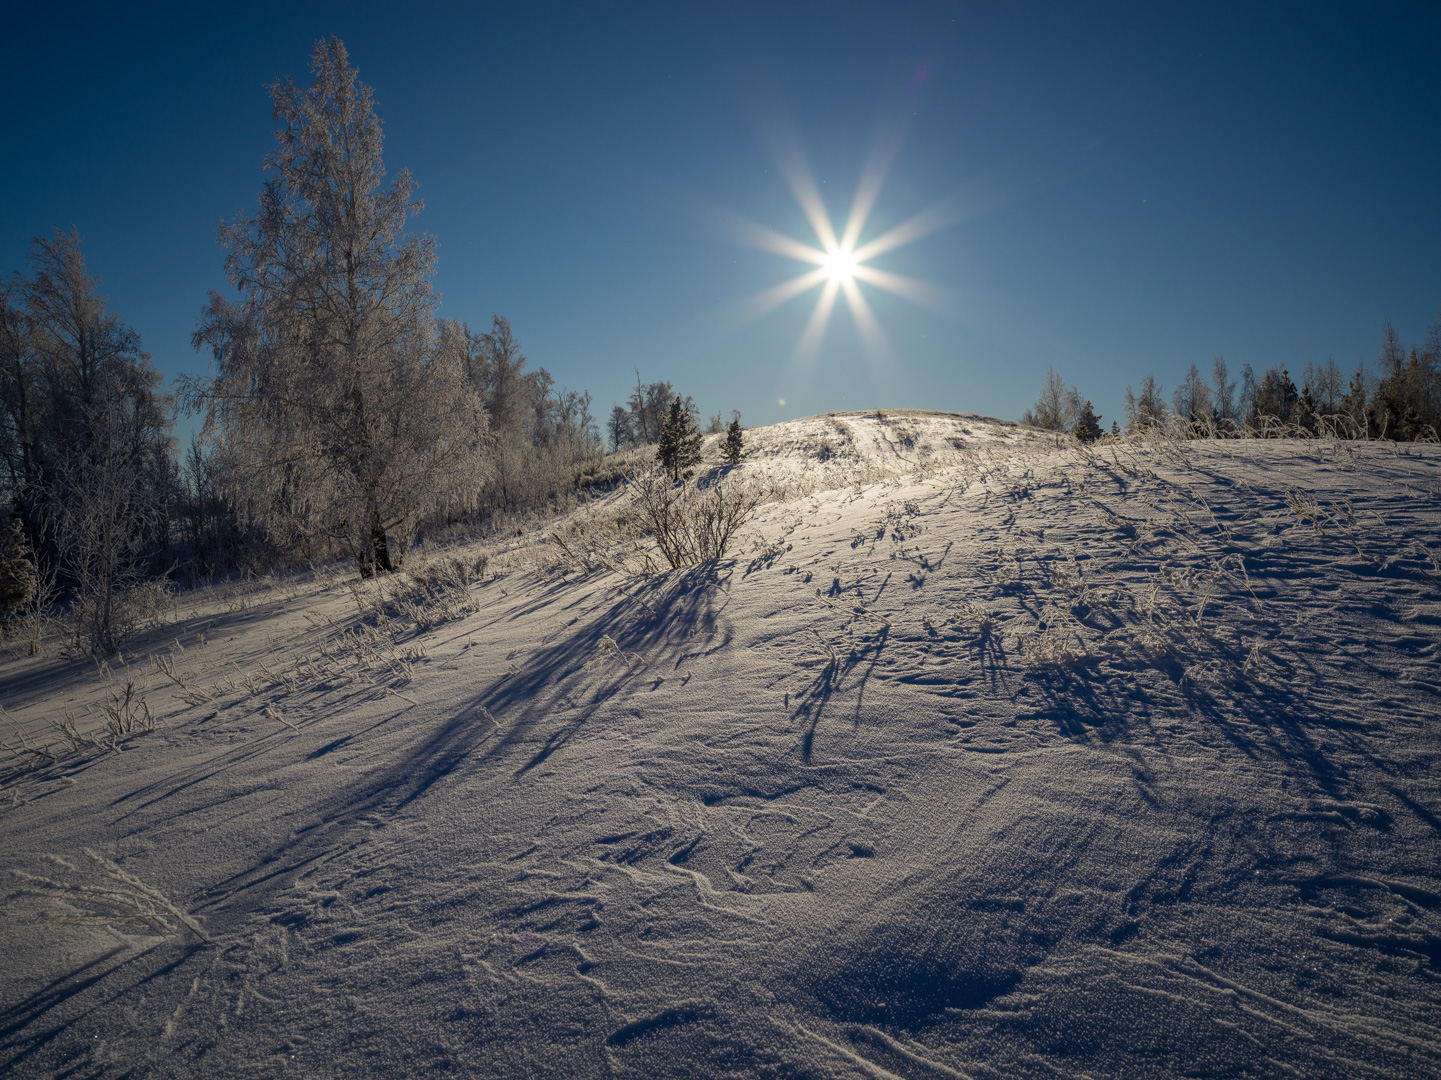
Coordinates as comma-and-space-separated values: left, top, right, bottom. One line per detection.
1249, 366, 1299, 431
657, 397, 703, 481
1340, 362, 1372, 433
0, 520, 35, 616
1403, 407, 1426, 442
1295, 384, 1318, 433
1071, 401, 1102, 443
721, 416, 745, 465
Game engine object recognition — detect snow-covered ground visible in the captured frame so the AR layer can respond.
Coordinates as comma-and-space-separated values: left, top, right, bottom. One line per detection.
3, 410, 1440, 1078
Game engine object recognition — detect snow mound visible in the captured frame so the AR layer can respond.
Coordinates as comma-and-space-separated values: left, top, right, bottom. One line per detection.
3, 414, 1440, 1078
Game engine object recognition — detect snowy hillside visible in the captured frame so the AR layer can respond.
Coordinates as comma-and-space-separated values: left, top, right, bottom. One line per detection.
3, 410, 1440, 1078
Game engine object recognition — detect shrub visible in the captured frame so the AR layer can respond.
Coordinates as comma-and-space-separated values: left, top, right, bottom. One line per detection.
633, 469, 761, 568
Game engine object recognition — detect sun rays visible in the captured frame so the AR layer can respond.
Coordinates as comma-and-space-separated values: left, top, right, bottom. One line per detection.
720, 138, 972, 367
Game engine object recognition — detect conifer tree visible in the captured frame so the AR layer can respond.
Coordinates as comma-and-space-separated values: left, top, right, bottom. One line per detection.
0, 520, 35, 616
1071, 401, 1102, 444
656, 397, 702, 481
721, 415, 745, 465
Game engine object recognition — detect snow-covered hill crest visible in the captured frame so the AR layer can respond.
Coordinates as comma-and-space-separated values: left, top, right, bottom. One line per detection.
3, 412, 1440, 1079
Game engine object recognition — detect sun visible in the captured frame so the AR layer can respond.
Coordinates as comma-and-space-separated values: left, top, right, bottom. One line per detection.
822, 245, 859, 283
719, 138, 969, 363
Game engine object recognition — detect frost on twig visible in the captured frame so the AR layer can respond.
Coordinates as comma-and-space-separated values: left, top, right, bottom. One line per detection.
598, 634, 645, 671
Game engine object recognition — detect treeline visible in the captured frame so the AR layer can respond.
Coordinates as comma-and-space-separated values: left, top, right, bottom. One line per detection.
0, 39, 724, 654
1023, 316, 1441, 442
0, 229, 177, 652
605, 374, 740, 453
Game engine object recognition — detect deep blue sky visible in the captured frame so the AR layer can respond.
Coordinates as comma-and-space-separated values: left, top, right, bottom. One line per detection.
5, 1, 1439, 434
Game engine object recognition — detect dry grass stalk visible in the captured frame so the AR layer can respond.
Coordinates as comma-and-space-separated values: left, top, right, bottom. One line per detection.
598, 634, 644, 671
51, 710, 113, 754
13, 849, 210, 943
90, 680, 157, 737
2, 707, 58, 768
262, 702, 300, 732
812, 588, 892, 627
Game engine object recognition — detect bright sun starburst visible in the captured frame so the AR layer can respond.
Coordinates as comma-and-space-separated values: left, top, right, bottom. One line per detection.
719, 136, 972, 367
822, 245, 859, 284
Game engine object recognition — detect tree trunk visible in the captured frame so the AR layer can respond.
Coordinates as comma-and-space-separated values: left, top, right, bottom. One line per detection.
372, 526, 393, 573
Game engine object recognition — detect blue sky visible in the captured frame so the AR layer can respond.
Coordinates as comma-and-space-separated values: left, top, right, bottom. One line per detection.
4, 1, 1439, 434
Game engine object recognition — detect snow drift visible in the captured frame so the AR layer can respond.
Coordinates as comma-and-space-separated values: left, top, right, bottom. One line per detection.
3, 411, 1439, 1078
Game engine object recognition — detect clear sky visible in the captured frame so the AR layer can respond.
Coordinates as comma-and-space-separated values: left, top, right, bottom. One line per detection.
4, 1, 1439, 434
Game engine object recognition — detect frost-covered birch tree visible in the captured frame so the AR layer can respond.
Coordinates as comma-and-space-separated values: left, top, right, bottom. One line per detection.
2, 229, 175, 652
188, 38, 485, 574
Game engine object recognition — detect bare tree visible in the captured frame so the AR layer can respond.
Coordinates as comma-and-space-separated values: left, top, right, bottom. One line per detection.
1, 230, 175, 652
626, 373, 675, 444
3, 230, 174, 550
1303, 357, 1346, 417
188, 39, 486, 575
50, 402, 164, 653
607, 404, 634, 451
477, 315, 529, 435
1123, 375, 1168, 432
1172, 363, 1213, 433
1021, 368, 1088, 433
450, 313, 600, 512
1210, 356, 1237, 431
1238, 364, 1259, 425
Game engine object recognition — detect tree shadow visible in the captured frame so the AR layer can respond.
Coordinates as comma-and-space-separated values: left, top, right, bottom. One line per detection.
1026, 634, 1356, 802
155, 566, 731, 934
473, 563, 731, 776
793, 624, 890, 764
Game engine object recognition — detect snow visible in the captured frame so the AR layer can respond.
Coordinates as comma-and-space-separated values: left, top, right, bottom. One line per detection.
3, 410, 1440, 1078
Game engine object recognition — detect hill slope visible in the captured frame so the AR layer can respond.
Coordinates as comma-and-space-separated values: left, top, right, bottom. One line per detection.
3, 412, 1440, 1078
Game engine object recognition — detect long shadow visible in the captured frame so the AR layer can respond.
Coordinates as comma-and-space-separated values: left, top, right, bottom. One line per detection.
19, 566, 726, 982
476, 563, 731, 776
794, 624, 891, 764
0, 947, 127, 1047
974, 622, 1011, 688
1027, 628, 1354, 800
188, 566, 731, 907
191, 695, 500, 918
0, 653, 98, 706
0, 934, 208, 1074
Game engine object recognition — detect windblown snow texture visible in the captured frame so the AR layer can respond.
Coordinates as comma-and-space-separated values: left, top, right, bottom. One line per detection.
3, 412, 1439, 1078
